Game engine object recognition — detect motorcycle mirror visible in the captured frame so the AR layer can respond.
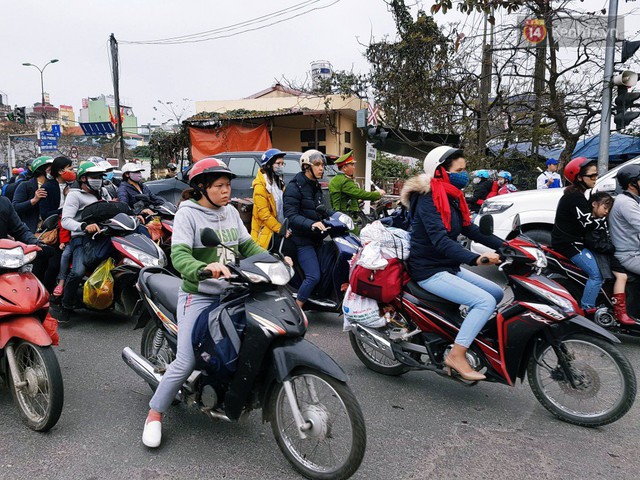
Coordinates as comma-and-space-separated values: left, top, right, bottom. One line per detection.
41, 214, 59, 231
479, 215, 494, 235
201, 228, 221, 247
278, 219, 289, 257
316, 204, 329, 217
512, 213, 522, 234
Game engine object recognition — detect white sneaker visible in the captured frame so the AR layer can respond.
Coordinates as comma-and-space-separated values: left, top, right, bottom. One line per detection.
142, 420, 162, 448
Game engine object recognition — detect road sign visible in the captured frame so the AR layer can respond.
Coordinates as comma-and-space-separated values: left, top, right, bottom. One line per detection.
40, 132, 57, 141
80, 122, 116, 136
523, 19, 547, 44
70, 146, 78, 159
40, 143, 58, 152
356, 108, 367, 128
51, 124, 61, 137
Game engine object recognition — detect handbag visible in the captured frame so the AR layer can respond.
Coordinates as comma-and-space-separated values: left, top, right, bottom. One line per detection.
349, 258, 410, 303
38, 228, 59, 246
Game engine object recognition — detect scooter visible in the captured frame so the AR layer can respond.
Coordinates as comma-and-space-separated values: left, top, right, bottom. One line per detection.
0, 239, 64, 431
346, 216, 637, 427
285, 208, 361, 313
122, 222, 366, 480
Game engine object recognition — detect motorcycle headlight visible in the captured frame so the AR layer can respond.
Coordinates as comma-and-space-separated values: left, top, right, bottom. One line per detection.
479, 202, 512, 214
522, 282, 575, 314
121, 244, 162, 267
243, 270, 269, 283
522, 247, 547, 268
0, 247, 32, 268
255, 261, 292, 285
334, 237, 358, 251
337, 213, 355, 230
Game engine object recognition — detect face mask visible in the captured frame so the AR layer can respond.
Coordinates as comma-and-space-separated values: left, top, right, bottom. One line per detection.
129, 172, 143, 182
105, 172, 114, 181
448, 171, 469, 190
87, 178, 103, 191
46, 173, 54, 180
61, 170, 76, 183
273, 165, 284, 176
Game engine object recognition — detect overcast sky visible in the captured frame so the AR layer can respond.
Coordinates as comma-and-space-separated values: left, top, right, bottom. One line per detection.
2, 0, 640, 128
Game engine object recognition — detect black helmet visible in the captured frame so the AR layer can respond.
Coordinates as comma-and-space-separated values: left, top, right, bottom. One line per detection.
616, 163, 640, 190
167, 162, 177, 171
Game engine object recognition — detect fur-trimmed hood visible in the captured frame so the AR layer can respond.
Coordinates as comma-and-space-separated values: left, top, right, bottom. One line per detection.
400, 174, 432, 207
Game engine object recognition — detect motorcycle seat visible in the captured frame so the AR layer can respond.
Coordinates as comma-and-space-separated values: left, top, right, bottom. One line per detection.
146, 273, 181, 313
405, 280, 464, 323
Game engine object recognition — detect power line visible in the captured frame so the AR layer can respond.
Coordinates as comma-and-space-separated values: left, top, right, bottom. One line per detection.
121, 0, 341, 45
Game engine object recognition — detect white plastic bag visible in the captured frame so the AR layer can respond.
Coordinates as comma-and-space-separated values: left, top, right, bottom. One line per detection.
359, 221, 411, 260
356, 242, 388, 270
342, 286, 386, 329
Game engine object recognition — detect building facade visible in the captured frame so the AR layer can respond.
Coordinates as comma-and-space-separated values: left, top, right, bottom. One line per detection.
79, 94, 138, 135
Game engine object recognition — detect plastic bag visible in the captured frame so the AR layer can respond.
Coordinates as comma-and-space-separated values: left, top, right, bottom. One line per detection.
342, 286, 386, 329
359, 221, 410, 260
83, 258, 115, 310
146, 218, 164, 242
356, 243, 388, 270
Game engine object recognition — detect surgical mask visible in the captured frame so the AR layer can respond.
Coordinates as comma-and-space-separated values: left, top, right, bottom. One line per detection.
87, 178, 103, 191
129, 172, 143, 182
104, 172, 114, 181
61, 170, 76, 183
273, 165, 284, 176
448, 171, 469, 190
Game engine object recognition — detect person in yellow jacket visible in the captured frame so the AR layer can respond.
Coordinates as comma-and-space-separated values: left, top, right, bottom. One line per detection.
251, 148, 289, 248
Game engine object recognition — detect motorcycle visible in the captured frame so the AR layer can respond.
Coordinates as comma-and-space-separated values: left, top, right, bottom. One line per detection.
284, 208, 361, 313
122, 222, 366, 480
346, 215, 637, 427
0, 239, 64, 431
132, 194, 177, 262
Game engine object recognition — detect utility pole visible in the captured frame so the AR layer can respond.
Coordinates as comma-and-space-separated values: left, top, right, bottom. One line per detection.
597, 0, 620, 175
110, 33, 126, 166
530, 2, 550, 160
477, 8, 494, 153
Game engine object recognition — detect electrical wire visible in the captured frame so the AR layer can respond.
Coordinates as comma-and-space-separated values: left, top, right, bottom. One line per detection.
122, 0, 341, 45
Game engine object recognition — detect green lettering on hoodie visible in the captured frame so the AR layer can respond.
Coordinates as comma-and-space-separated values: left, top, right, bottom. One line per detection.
171, 199, 264, 295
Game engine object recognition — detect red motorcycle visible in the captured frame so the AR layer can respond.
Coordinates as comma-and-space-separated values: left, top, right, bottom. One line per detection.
346, 217, 637, 427
0, 239, 64, 431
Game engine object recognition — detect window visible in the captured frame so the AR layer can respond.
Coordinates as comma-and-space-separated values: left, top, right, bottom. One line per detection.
345, 131, 351, 143
226, 157, 255, 177
300, 129, 326, 143
302, 145, 326, 154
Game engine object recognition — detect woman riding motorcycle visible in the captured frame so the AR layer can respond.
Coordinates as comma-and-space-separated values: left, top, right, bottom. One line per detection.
400, 146, 503, 382
551, 157, 602, 312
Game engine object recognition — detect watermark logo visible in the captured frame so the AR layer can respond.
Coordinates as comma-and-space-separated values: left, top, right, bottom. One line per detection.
519, 15, 624, 47
523, 19, 547, 44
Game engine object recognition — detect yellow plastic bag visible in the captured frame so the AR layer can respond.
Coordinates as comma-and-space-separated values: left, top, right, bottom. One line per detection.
83, 258, 115, 310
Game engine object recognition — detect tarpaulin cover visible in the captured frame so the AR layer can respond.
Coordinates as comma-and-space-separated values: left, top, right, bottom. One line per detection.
190, 124, 272, 161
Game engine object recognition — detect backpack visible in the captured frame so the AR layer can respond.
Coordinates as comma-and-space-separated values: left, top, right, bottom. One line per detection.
80, 201, 132, 225
191, 297, 247, 379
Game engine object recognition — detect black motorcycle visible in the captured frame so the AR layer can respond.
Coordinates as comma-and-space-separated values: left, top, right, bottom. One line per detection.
122, 223, 366, 480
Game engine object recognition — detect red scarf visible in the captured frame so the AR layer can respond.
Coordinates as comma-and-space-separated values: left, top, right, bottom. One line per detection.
430, 169, 472, 232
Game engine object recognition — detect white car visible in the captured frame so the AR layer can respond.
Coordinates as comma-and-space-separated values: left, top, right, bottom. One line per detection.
470, 156, 640, 254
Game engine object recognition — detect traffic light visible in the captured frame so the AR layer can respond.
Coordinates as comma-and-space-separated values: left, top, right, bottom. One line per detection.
613, 71, 640, 130
367, 126, 389, 145
14, 106, 26, 124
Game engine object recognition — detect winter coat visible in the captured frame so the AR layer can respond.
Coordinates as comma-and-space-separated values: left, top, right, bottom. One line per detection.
251, 170, 284, 249
400, 174, 504, 282
283, 172, 333, 247
470, 178, 496, 212
117, 181, 163, 209
0, 197, 38, 245
39, 178, 65, 221
328, 173, 381, 213
551, 189, 595, 259
12, 177, 43, 233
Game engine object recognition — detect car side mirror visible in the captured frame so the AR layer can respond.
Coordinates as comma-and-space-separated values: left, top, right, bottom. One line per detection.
479, 215, 494, 235
597, 178, 617, 192
200, 228, 221, 247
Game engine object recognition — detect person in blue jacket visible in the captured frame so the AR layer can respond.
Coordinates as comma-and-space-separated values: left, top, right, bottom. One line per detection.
39, 156, 75, 220
118, 162, 163, 212
400, 146, 504, 382
13, 156, 54, 233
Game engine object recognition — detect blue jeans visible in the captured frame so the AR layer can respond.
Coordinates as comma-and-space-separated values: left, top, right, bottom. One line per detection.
418, 269, 504, 348
570, 249, 603, 309
61, 236, 87, 307
57, 244, 73, 282
296, 245, 321, 303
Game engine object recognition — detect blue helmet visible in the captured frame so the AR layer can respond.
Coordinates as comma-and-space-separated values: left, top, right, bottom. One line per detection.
497, 170, 512, 181
474, 169, 490, 179
260, 148, 286, 167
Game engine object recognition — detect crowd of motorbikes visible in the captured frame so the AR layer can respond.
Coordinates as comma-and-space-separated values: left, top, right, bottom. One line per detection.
1, 190, 639, 479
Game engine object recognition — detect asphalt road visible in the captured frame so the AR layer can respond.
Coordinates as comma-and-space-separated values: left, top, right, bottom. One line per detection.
1, 267, 640, 480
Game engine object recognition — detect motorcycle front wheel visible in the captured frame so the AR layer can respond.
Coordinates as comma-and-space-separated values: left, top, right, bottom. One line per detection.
269, 369, 366, 480
527, 333, 636, 427
8, 340, 64, 432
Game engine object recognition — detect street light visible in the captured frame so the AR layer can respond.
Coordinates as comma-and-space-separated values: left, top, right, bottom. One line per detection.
22, 58, 59, 129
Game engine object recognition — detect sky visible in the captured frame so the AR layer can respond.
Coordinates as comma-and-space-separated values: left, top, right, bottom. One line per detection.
2, 0, 640, 128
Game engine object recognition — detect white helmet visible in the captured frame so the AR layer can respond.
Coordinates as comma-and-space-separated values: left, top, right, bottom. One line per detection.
300, 149, 325, 168
122, 162, 145, 174
423, 146, 463, 177
97, 160, 115, 171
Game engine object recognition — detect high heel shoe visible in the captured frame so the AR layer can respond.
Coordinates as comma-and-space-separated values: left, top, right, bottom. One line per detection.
444, 356, 486, 382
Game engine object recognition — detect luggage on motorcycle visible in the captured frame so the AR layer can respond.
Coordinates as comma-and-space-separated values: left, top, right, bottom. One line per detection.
83, 258, 115, 310
342, 285, 386, 328
350, 257, 410, 303
359, 221, 411, 260
83, 236, 114, 269
80, 201, 132, 225
192, 297, 247, 379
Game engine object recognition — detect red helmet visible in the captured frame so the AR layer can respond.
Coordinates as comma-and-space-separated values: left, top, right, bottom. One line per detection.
188, 157, 235, 186
563, 157, 596, 184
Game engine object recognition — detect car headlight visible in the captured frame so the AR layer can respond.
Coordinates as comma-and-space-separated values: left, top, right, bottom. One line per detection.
522, 282, 575, 314
337, 213, 355, 230
255, 261, 292, 285
522, 247, 548, 268
121, 244, 161, 267
0, 247, 34, 268
480, 202, 513, 214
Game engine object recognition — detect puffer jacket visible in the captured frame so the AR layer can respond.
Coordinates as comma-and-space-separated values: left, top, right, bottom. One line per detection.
400, 174, 504, 282
283, 172, 333, 247
251, 170, 283, 249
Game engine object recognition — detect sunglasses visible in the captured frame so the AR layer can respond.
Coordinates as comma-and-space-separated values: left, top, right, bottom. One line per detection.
582, 173, 598, 180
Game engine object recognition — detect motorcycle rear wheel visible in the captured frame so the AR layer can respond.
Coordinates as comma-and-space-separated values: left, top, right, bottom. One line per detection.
348, 330, 410, 376
269, 369, 366, 480
140, 321, 175, 392
8, 341, 64, 432
527, 334, 636, 427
